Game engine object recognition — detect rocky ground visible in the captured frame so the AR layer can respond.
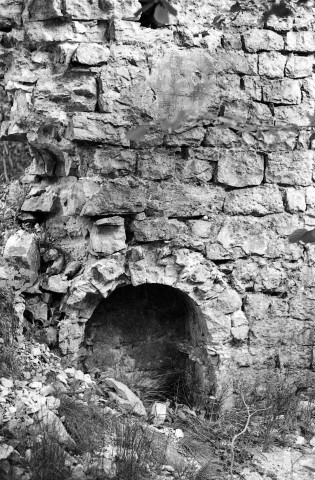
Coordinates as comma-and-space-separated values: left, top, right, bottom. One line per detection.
1, 332, 315, 480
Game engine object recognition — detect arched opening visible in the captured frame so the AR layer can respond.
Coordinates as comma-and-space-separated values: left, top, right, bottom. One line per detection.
81, 283, 216, 406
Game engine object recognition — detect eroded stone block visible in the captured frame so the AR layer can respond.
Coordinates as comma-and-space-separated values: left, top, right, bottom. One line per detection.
243, 29, 284, 52
4, 230, 40, 273
266, 151, 314, 186
90, 224, 126, 255
224, 185, 284, 216
216, 151, 264, 187
284, 188, 306, 213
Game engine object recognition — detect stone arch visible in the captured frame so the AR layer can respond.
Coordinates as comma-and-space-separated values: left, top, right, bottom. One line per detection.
80, 282, 216, 406
60, 247, 242, 404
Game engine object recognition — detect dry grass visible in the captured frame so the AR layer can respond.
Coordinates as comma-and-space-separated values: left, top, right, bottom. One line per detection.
57, 394, 110, 455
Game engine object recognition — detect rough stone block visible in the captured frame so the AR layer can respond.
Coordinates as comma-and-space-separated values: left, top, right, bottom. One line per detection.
266, 14, 293, 32
284, 188, 306, 213
230, 310, 249, 341
27, 0, 63, 20
25, 20, 107, 43
21, 191, 58, 213
203, 30, 222, 51
285, 31, 315, 52
216, 151, 264, 187
90, 224, 126, 255
243, 29, 284, 52
4, 230, 40, 273
243, 76, 262, 101
305, 186, 315, 208
81, 147, 136, 177
258, 52, 286, 78
223, 33, 242, 50
81, 178, 225, 217
0, 0, 23, 28
64, 0, 114, 20
266, 151, 314, 186
220, 51, 258, 75
131, 217, 187, 242
285, 54, 313, 79
262, 78, 301, 105
165, 127, 205, 147
73, 43, 110, 65
274, 102, 315, 126
35, 74, 97, 112
137, 153, 175, 181
69, 113, 129, 145
47, 275, 70, 293
248, 128, 297, 152
224, 185, 284, 216
204, 127, 241, 148
176, 159, 215, 183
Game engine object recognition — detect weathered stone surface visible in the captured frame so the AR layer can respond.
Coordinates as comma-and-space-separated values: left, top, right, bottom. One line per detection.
137, 153, 175, 180
95, 216, 124, 226
58, 319, 86, 355
82, 147, 136, 177
34, 74, 97, 112
25, 20, 107, 43
73, 43, 110, 65
0, 0, 22, 28
224, 185, 284, 216
90, 224, 126, 255
216, 151, 264, 187
69, 113, 129, 145
285, 54, 313, 79
266, 14, 293, 31
131, 217, 188, 242
266, 151, 314, 186
284, 188, 306, 213
4, 230, 40, 273
258, 52, 286, 78
105, 378, 146, 416
47, 275, 70, 293
285, 31, 315, 52
262, 79, 301, 105
230, 310, 249, 341
21, 191, 58, 213
243, 29, 284, 52
81, 178, 225, 217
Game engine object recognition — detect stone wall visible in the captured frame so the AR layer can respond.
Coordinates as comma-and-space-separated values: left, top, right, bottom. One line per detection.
2, 0, 315, 400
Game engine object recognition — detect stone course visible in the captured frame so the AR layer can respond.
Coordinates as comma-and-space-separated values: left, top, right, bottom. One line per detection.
1, 0, 315, 397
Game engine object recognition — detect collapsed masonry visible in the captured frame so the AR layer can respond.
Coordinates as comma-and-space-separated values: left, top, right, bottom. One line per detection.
1, 0, 315, 402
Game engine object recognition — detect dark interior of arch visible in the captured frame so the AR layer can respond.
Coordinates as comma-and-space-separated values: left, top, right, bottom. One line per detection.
82, 283, 215, 406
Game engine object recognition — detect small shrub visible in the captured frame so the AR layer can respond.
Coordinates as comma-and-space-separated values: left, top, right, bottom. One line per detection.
57, 394, 109, 455
0, 287, 17, 344
27, 430, 71, 480
0, 343, 20, 378
114, 420, 153, 480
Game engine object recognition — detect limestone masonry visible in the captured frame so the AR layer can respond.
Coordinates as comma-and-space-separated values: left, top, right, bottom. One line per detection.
1, 0, 315, 401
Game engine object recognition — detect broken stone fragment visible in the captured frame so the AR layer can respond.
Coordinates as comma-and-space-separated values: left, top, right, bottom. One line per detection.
0, 444, 14, 460
90, 224, 126, 255
4, 230, 40, 273
105, 378, 146, 416
64, 261, 82, 279
47, 275, 70, 293
151, 402, 167, 425
46, 254, 65, 275
230, 310, 249, 341
35, 407, 75, 447
21, 191, 58, 213
95, 216, 124, 226
73, 43, 110, 65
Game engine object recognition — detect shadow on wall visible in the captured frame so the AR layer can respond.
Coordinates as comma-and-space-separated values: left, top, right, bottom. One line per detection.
81, 283, 216, 406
